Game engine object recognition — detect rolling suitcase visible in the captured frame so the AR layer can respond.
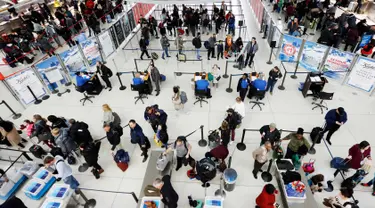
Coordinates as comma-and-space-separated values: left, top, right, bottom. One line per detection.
177, 53, 186, 62
151, 52, 158, 60
117, 162, 128, 172
29, 145, 46, 159
310, 127, 323, 143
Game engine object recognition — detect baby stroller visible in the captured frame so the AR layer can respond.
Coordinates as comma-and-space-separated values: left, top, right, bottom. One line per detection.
208, 130, 220, 149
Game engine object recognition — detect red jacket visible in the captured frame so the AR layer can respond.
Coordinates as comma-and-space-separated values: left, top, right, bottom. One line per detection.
210, 145, 229, 160
256, 186, 276, 208
86, 0, 95, 9
349, 144, 371, 169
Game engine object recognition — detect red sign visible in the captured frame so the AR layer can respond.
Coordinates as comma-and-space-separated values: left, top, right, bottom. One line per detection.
283, 43, 297, 56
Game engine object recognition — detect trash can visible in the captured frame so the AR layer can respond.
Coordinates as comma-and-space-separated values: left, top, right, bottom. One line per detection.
223, 168, 237, 192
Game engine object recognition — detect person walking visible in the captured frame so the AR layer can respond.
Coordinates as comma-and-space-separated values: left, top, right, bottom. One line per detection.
244, 37, 258, 68
207, 33, 216, 60
103, 123, 123, 155
236, 73, 251, 101
129, 120, 150, 163
153, 175, 179, 208
172, 86, 184, 111
0, 120, 27, 148
321, 107, 347, 145
266, 66, 282, 95
44, 155, 80, 190
252, 141, 272, 179
164, 136, 193, 171
150, 64, 161, 96
256, 184, 278, 208
192, 33, 202, 60
281, 128, 311, 159
139, 36, 151, 60
231, 97, 245, 118
79, 142, 104, 179
144, 105, 168, 133
160, 34, 170, 59
174, 33, 184, 55
96, 61, 113, 91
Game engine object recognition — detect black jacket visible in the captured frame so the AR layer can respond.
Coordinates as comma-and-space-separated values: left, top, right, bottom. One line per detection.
51, 118, 68, 129
130, 124, 146, 145
268, 69, 282, 82
139, 38, 147, 50
69, 121, 93, 145
192, 37, 202, 48
259, 125, 281, 145
160, 175, 179, 206
81, 142, 100, 166
106, 127, 121, 151
97, 64, 112, 77
158, 129, 169, 144
318, 29, 333, 46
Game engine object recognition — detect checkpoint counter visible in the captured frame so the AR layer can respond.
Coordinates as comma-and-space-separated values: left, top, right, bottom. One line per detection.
274, 159, 318, 208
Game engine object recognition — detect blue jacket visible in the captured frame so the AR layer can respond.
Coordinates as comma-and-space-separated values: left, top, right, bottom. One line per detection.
325, 109, 347, 127
76, 75, 90, 87
133, 77, 144, 85
144, 108, 168, 125
253, 79, 267, 91
228, 17, 235, 28
196, 79, 209, 91
130, 124, 146, 144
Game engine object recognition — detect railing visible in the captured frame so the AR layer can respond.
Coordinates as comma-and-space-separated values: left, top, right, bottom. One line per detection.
0, 151, 33, 179
79, 188, 139, 203
277, 61, 310, 91
225, 73, 244, 93
0, 100, 22, 120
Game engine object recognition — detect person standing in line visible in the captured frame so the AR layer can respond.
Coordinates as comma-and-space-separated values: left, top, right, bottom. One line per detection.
230, 97, 245, 119
164, 136, 193, 171
44, 155, 80, 190
102, 104, 114, 125
144, 105, 168, 133
150, 64, 161, 96
160, 34, 170, 59
96, 61, 113, 91
103, 123, 123, 156
129, 120, 150, 163
201, 10, 210, 35
192, 33, 202, 60
217, 40, 224, 60
227, 13, 235, 36
281, 128, 311, 159
236, 73, 251, 101
225, 108, 241, 145
79, 142, 104, 178
252, 141, 272, 179
320, 107, 347, 145
139, 36, 151, 60
266, 66, 282, 95
259, 123, 281, 147
153, 175, 179, 208
148, 16, 159, 39
244, 37, 258, 68
207, 33, 216, 60
0, 120, 27, 148
211, 64, 221, 89
175, 33, 184, 55
219, 120, 231, 146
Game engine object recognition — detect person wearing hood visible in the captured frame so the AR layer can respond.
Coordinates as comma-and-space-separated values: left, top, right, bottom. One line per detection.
68, 119, 92, 145
129, 120, 150, 163
255, 184, 278, 208
51, 128, 77, 156
47, 115, 68, 129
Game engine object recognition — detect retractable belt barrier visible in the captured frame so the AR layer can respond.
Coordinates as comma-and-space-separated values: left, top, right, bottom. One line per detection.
0, 100, 21, 120
278, 61, 310, 91
116, 71, 136, 91
225, 73, 244, 93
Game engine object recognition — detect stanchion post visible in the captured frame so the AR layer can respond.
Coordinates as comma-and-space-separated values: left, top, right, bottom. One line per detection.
278, 63, 287, 90
223, 61, 229, 78
75, 189, 96, 208
22, 152, 33, 161
131, 192, 139, 203
226, 74, 233, 93
267, 47, 273, 65
291, 40, 306, 79
116, 73, 127, 90
0, 100, 21, 119
198, 125, 207, 147
236, 129, 247, 151
27, 86, 42, 104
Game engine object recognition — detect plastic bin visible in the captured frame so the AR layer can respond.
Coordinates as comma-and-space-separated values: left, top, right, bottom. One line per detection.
204, 196, 224, 208
33, 168, 53, 183
24, 179, 45, 198
20, 161, 39, 178
140, 197, 164, 208
40, 198, 65, 208
47, 184, 70, 200
0, 181, 15, 196
6, 168, 24, 183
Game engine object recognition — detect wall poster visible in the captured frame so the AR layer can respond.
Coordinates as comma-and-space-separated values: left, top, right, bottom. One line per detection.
278, 35, 302, 62
347, 56, 375, 92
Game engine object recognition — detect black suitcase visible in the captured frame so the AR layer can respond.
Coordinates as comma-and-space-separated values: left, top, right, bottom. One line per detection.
29, 145, 46, 159
50, 147, 64, 157
310, 127, 323, 143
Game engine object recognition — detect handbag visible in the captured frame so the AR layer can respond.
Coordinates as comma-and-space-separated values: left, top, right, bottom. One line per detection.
153, 134, 162, 147
216, 76, 221, 81
302, 159, 315, 174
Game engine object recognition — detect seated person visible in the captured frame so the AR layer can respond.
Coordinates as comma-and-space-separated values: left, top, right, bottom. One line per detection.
75, 71, 98, 93
133, 73, 144, 85
205, 142, 229, 162
248, 73, 267, 99
195, 74, 212, 98
76, 72, 90, 88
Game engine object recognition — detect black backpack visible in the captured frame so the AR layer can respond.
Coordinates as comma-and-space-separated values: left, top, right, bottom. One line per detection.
204, 40, 209, 49
282, 170, 301, 184
310, 127, 323, 143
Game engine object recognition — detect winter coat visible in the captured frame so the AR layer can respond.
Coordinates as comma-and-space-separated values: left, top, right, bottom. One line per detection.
81, 142, 100, 166
268, 69, 282, 82
151, 67, 161, 83
325, 109, 347, 128
160, 36, 169, 49
37, 36, 54, 52
130, 124, 146, 145
348, 144, 371, 169
346, 28, 359, 44
255, 186, 276, 208
318, 29, 333, 46
51, 117, 68, 129
97, 64, 112, 77
209, 144, 229, 160
54, 128, 77, 155
69, 121, 92, 145
106, 127, 121, 151
192, 37, 202, 49
139, 39, 147, 50
144, 108, 168, 125
0, 121, 21, 147
245, 42, 258, 54
174, 36, 184, 50
208, 36, 216, 48
32, 120, 50, 138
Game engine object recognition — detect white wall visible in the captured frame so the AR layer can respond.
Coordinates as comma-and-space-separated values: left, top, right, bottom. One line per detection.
0, 82, 24, 120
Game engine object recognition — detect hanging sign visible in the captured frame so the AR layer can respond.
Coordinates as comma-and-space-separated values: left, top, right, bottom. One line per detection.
98, 30, 115, 58
6, 69, 46, 105
347, 57, 375, 92
322, 48, 354, 80
299, 41, 328, 72
278, 35, 302, 62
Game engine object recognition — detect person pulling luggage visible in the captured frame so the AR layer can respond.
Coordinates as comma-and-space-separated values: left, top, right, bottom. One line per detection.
79, 142, 104, 179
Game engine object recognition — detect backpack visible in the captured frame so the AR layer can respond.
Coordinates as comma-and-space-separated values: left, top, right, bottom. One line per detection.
113, 125, 123, 137
204, 41, 209, 49
114, 149, 130, 163
112, 112, 121, 127
343, 202, 360, 208
310, 127, 323, 143
180, 91, 188, 104
282, 170, 301, 184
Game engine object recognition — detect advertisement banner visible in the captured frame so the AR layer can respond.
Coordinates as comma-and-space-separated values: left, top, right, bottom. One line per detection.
35, 56, 67, 92
109, 26, 118, 49
299, 41, 328, 72
347, 57, 375, 92
322, 48, 354, 80
6, 69, 46, 105
81, 37, 102, 67
121, 15, 131, 37
114, 21, 125, 46
359, 34, 373, 48
278, 35, 302, 62
59, 46, 87, 76
98, 30, 115, 58
127, 9, 136, 31
133, 3, 141, 23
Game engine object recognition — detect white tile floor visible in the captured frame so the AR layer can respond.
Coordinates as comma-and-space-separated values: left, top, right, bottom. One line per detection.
1, 1, 375, 207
